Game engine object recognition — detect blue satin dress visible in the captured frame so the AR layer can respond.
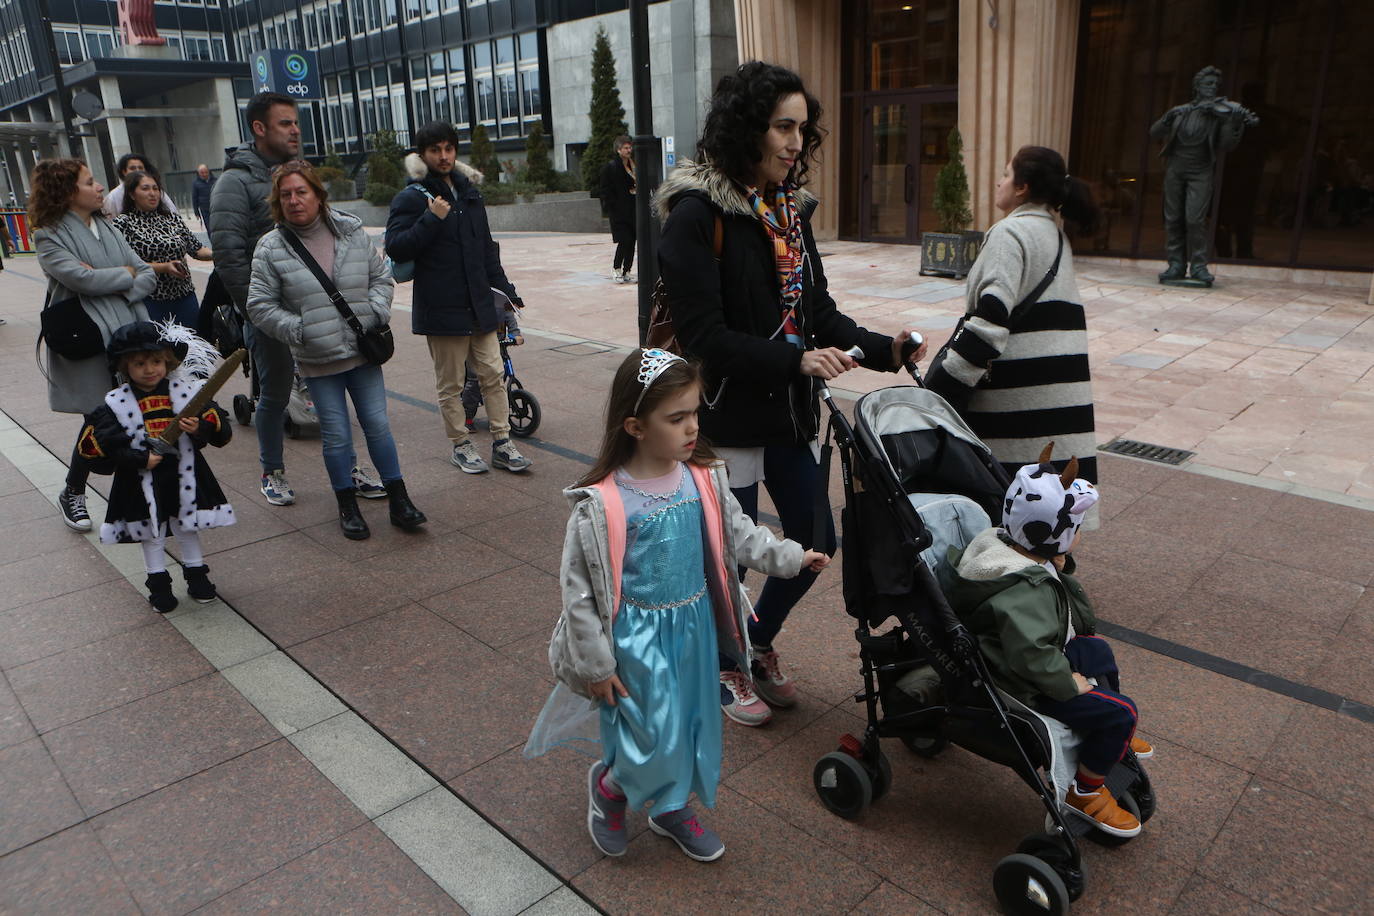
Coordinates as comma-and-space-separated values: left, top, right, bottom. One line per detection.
601, 467, 721, 813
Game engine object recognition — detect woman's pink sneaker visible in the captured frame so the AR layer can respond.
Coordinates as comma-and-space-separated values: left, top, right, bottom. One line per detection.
750, 648, 798, 708
719, 670, 771, 726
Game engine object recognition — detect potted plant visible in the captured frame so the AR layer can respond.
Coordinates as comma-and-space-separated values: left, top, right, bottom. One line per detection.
920, 127, 983, 279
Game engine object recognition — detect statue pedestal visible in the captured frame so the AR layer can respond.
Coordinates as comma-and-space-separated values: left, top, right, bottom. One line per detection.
1159, 277, 1214, 288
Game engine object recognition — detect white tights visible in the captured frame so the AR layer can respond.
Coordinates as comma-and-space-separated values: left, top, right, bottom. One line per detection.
140, 529, 204, 574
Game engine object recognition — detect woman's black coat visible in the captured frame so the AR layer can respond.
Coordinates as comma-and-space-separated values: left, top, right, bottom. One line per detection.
599, 158, 637, 243
656, 162, 897, 448
384, 164, 519, 336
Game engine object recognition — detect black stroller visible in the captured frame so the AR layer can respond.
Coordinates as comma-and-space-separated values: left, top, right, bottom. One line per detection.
809, 378, 1154, 915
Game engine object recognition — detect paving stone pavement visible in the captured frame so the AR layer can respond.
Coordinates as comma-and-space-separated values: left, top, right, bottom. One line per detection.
0, 234, 1372, 915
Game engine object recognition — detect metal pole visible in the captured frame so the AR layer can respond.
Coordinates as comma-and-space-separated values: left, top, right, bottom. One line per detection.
37, 0, 81, 158
629, 0, 658, 345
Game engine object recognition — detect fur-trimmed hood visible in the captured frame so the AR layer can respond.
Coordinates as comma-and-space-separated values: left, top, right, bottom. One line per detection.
955, 527, 1047, 582
404, 152, 484, 184
652, 159, 817, 222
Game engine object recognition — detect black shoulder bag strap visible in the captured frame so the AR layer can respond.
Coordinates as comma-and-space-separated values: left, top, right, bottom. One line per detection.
278, 226, 366, 339
1009, 232, 1064, 326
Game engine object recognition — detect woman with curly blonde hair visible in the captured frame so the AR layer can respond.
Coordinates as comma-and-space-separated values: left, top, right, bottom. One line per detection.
31, 157, 156, 532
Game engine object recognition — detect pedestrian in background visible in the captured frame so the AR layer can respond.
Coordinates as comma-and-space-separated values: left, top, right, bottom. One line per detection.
924, 145, 1101, 489
248, 160, 426, 541
113, 170, 212, 327
191, 164, 215, 229
385, 120, 533, 475
599, 135, 636, 283
656, 62, 923, 727
102, 152, 178, 219
211, 91, 311, 508
29, 157, 155, 533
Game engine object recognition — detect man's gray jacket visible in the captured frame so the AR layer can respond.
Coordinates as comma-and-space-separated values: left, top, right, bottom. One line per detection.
209, 142, 277, 311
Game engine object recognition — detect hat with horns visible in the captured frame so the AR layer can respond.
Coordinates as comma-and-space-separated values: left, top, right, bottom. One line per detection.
1000, 442, 1099, 559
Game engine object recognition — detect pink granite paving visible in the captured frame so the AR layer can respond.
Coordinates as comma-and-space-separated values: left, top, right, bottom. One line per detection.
1, 237, 1372, 914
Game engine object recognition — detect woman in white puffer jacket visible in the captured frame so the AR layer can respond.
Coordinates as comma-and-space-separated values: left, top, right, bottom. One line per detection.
248, 160, 426, 541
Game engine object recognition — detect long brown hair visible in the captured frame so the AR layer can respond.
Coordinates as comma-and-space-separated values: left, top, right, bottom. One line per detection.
27, 158, 86, 229
120, 170, 168, 215
575, 350, 718, 488
268, 159, 330, 225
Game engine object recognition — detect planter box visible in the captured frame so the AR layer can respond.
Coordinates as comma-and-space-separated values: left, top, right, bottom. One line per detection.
920, 230, 984, 279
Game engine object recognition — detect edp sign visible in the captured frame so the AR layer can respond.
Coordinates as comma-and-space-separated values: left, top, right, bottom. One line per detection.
251, 49, 321, 100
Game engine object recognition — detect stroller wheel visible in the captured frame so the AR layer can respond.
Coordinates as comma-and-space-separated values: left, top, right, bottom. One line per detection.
901, 734, 949, 758
813, 751, 873, 820
870, 749, 894, 802
1084, 790, 1141, 849
1017, 833, 1084, 902
507, 387, 541, 438
1130, 765, 1156, 823
233, 394, 254, 426
993, 853, 1071, 915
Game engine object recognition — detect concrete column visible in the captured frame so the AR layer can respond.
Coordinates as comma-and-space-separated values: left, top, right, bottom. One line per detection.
959, 0, 1081, 231
100, 76, 132, 168
3, 144, 25, 205
214, 78, 243, 151
732, 0, 841, 238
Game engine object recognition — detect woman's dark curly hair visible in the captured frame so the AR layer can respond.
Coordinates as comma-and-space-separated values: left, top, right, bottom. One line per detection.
28, 158, 87, 230
697, 61, 825, 187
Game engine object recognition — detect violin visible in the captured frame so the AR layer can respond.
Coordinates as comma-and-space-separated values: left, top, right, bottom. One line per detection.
1197, 97, 1260, 126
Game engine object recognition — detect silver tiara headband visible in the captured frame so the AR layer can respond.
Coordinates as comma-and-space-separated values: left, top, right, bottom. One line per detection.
633, 348, 687, 414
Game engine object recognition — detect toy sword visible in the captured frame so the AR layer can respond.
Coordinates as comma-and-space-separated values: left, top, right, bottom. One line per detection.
148, 348, 247, 455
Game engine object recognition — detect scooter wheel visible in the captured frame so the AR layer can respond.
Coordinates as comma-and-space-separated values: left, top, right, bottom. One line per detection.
508, 387, 541, 438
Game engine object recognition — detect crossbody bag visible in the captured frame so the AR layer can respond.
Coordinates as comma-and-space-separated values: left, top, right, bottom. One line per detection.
279, 226, 395, 366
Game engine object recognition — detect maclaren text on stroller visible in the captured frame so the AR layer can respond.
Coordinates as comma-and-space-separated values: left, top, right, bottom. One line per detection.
809, 355, 1154, 916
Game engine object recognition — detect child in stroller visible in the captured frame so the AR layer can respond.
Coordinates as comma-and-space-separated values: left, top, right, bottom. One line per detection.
809, 382, 1154, 916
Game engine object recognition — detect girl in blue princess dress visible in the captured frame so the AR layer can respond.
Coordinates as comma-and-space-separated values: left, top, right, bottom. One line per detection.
541, 349, 828, 862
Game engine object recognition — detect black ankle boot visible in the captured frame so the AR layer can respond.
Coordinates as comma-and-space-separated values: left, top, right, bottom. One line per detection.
335, 488, 370, 540
183, 565, 218, 603
145, 571, 178, 613
385, 479, 427, 530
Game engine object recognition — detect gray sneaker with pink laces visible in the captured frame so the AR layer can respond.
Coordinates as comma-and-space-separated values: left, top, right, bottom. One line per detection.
587, 761, 628, 856
650, 807, 724, 862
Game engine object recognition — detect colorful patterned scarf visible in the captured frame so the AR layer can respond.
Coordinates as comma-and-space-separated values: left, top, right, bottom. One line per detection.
745, 182, 805, 348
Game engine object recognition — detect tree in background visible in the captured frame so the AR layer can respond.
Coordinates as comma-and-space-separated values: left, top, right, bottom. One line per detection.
470, 123, 500, 184
582, 25, 629, 195
933, 127, 973, 233
525, 122, 554, 191
362, 130, 405, 205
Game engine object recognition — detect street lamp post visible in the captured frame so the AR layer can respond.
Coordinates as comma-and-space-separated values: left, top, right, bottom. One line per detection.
37, 0, 82, 157
629, 0, 658, 345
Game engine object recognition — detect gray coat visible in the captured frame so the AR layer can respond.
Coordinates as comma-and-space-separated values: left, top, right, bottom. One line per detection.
246, 209, 393, 366
35, 211, 155, 413
209, 142, 277, 310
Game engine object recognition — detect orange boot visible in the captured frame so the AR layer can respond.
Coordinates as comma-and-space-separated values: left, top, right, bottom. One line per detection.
1065, 782, 1141, 837
1130, 735, 1154, 759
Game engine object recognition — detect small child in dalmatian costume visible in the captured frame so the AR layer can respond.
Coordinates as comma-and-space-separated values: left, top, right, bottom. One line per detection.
945, 443, 1153, 839
76, 320, 235, 612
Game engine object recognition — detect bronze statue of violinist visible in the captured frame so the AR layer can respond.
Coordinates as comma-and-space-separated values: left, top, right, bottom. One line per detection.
1150, 65, 1259, 286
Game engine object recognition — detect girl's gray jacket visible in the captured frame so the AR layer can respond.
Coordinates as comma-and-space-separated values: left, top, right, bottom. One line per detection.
246, 209, 393, 365
35, 211, 156, 413
550, 461, 805, 698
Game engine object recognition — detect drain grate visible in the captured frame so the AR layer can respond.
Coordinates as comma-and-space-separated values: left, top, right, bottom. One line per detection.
550, 341, 616, 356
1099, 438, 1194, 465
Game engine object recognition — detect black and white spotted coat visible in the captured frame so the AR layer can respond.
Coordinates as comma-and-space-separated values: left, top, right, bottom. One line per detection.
112, 209, 202, 302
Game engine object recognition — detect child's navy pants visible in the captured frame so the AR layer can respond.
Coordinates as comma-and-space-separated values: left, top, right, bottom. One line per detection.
1035, 635, 1138, 776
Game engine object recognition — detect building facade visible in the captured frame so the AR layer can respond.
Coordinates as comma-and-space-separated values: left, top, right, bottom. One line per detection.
736, 0, 1372, 271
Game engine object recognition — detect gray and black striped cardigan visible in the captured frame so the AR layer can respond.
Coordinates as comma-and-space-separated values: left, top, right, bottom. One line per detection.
926, 203, 1097, 484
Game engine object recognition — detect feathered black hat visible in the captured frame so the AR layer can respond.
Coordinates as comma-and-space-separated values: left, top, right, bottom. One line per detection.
106, 320, 189, 374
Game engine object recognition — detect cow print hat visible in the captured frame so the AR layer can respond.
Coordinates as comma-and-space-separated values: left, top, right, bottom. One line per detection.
1000, 443, 1099, 560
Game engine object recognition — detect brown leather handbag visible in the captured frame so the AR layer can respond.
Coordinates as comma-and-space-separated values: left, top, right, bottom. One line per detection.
645, 213, 723, 354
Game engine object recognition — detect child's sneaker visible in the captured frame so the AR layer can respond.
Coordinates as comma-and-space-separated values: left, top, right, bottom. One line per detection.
463, 415, 477, 433
260, 470, 295, 505
1130, 735, 1154, 759
649, 807, 724, 862
586, 761, 628, 857
719, 671, 771, 726
492, 438, 532, 472
57, 486, 92, 532
450, 440, 489, 474
750, 647, 798, 708
1065, 782, 1141, 838
351, 465, 387, 499
183, 565, 218, 603
145, 571, 178, 613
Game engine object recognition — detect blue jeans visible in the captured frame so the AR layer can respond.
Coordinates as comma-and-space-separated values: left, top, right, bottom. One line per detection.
145, 291, 199, 328
729, 443, 837, 651
303, 363, 402, 492
244, 321, 294, 474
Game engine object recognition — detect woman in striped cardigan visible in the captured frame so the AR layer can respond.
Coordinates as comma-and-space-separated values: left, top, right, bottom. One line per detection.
925, 145, 1102, 485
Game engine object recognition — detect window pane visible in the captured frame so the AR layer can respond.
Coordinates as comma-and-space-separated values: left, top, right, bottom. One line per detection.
477, 78, 496, 122
430, 51, 445, 77
518, 32, 537, 61
452, 83, 469, 124
473, 41, 491, 70
496, 37, 515, 65
521, 70, 540, 116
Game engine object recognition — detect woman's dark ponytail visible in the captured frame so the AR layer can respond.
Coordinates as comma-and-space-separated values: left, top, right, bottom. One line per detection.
1011, 145, 1101, 238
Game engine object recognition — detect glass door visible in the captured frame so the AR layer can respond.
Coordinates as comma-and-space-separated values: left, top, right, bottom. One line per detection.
859, 91, 958, 243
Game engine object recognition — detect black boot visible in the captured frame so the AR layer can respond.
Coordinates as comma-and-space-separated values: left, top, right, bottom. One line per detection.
335, 488, 370, 540
183, 565, 218, 603
386, 479, 427, 530
145, 571, 178, 613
